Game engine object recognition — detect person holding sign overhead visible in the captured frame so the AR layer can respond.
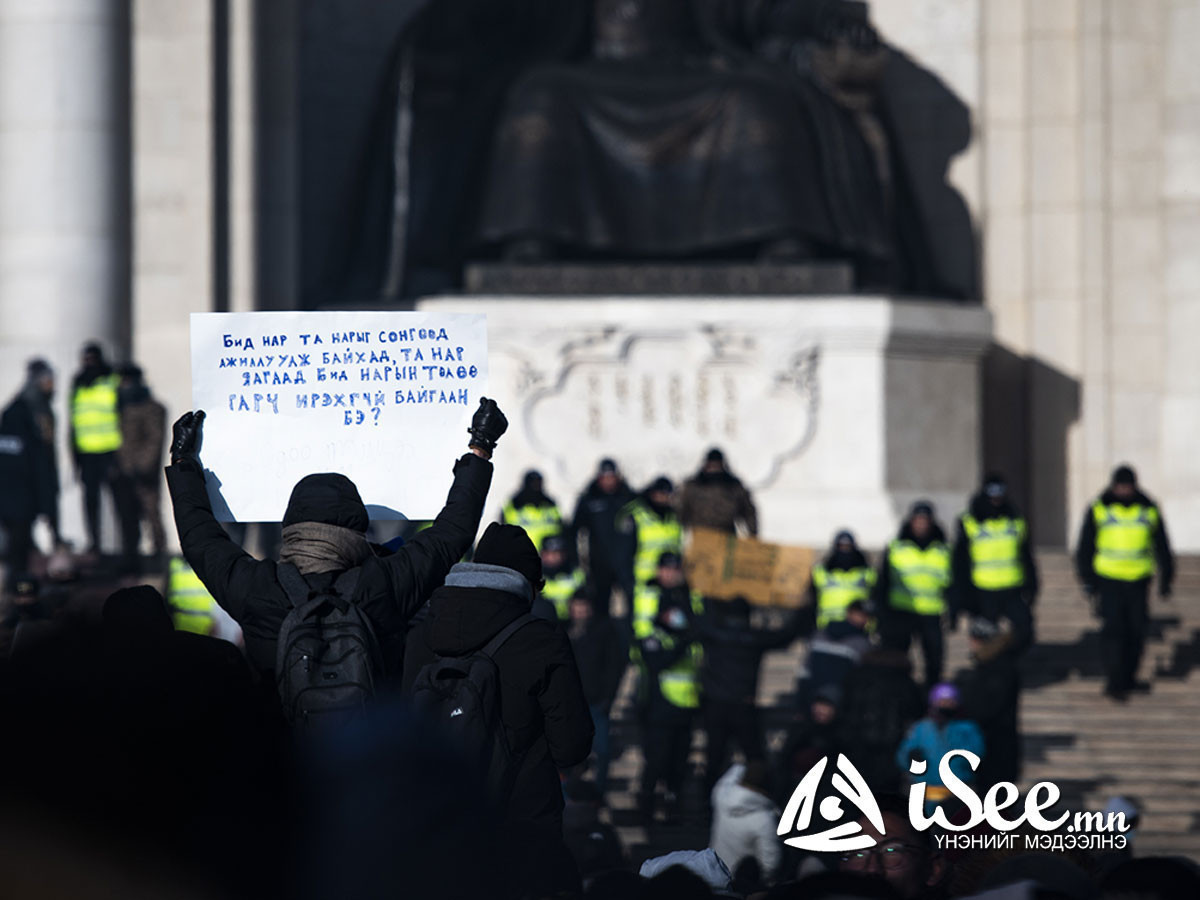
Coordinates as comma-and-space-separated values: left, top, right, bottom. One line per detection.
164, 397, 508, 724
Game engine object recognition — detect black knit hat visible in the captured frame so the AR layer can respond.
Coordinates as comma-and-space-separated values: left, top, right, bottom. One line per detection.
474, 523, 543, 590
705, 447, 725, 465
1112, 465, 1137, 486
282, 473, 369, 532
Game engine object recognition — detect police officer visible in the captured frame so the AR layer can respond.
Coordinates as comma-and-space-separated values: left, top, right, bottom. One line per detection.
70, 342, 123, 556
1075, 465, 1174, 701
617, 476, 682, 602
875, 501, 952, 687
806, 530, 876, 633
953, 474, 1038, 653
570, 459, 635, 618
635, 591, 702, 824
501, 470, 564, 553
540, 532, 587, 621
632, 551, 703, 640
166, 555, 219, 635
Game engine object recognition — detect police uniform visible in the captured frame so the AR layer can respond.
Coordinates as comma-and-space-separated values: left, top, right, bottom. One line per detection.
632, 578, 704, 640
954, 484, 1038, 653
71, 369, 122, 553
167, 556, 219, 635
634, 619, 702, 818
617, 496, 682, 596
877, 526, 952, 686
1075, 471, 1174, 697
501, 499, 564, 553
542, 565, 587, 621
811, 562, 876, 629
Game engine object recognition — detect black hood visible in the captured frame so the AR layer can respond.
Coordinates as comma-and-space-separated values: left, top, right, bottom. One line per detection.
638, 489, 675, 519
119, 384, 152, 408
424, 582, 528, 657
283, 473, 369, 531
822, 547, 868, 570
1100, 487, 1155, 507
969, 492, 1020, 521
73, 362, 112, 390
511, 486, 556, 509
898, 518, 946, 548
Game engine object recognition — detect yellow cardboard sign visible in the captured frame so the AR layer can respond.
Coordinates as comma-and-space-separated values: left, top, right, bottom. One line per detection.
684, 528, 814, 608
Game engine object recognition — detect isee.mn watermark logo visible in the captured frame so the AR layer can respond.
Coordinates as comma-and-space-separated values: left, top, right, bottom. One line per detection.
779, 752, 1131, 854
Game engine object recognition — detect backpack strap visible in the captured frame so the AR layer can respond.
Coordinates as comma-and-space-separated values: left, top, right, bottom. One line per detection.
480, 612, 538, 659
277, 562, 312, 609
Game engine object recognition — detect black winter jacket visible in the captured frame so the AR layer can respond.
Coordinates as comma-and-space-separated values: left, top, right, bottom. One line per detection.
409, 566, 594, 830
165, 453, 492, 683
697, 610, 802, 705
567, 616, 626, 712
570, 479, 635, 570
0, 391, 59, 524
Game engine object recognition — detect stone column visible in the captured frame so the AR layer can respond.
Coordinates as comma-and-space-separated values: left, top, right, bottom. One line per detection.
0, 0, 131, 542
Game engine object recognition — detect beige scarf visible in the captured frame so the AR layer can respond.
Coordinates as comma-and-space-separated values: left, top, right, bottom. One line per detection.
278, 522, 372, 575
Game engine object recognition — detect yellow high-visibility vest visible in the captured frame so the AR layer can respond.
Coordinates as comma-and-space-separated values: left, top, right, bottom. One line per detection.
501, 501, 563, 553
887, 540, 951, 616
167, 556, 217, 635
1093, 502, 1157, 582
543, 567, 586, 621
623, 500, 682, 588
812, 564, 876, 628
632, 582, 705, 640
962, 514, 1027, 591
71, 375, 122, 454
654, 631, 703, 709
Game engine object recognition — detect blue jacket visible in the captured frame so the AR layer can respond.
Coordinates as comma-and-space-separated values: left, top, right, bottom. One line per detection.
896, 717, 985, 786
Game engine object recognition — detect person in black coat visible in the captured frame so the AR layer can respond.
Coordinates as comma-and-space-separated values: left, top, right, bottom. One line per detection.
0, 359, 61, 581
835, 648, 925, 795
408, 522, 594, 897
697, 596, 802, 791
163, 400, 505, 694
955, 617, 1021, 789
567, 593, 626, 797
570, 458, 636, 617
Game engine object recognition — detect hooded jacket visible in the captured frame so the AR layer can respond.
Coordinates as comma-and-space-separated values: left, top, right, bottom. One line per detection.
678, 468, 758, 536
408, 561, 593, 829
165, 453, 492, 686
709, 763, 781, 879
1074, 487, 1174, 591
116, 385, 167, 478
952, 493, 1039, 602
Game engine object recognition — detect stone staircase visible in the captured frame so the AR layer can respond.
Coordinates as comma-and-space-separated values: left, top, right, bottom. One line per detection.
604, 551, 1200, 866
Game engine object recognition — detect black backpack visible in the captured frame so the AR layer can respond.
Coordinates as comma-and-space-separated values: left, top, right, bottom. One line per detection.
411, 613, 538, 798
275, 563, 383, 729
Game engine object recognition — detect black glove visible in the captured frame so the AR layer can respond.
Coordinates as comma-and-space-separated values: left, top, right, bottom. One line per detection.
467, 397, 507, 454
170, 410, 205, 464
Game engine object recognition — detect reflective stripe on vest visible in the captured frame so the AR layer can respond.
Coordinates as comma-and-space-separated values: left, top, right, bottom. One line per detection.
655, 634, 703, 709
501, 501, 563, 553
632, 583, 704, 640
812, 564, 875, 628
1092, 502, 1157, 582
71, 375, 122, 454
543, 568, 586, 621
962, 515, 1026, 590
887, 540, 951, 615
167, 556, 217, 635
625, 501, 682, 588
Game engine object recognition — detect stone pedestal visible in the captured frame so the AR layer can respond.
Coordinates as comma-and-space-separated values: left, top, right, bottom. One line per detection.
419, 295, 992, 548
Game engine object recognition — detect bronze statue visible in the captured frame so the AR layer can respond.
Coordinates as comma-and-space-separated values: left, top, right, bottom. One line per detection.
366, 0, 975, 299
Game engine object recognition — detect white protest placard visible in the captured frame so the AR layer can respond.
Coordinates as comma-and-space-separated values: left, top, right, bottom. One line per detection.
190, 311, 487, 522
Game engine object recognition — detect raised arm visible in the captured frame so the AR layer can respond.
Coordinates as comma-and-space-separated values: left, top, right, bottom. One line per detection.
164, 411, 256, 621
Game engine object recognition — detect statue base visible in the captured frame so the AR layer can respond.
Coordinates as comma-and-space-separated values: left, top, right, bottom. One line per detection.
419, 291, 992, 549
464, 262, 854, 295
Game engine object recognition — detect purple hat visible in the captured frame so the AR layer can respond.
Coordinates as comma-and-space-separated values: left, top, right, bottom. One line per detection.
929, 683, 960, 707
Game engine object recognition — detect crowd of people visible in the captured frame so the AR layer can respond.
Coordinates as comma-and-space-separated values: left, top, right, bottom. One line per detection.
0, 346, 1188, 899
